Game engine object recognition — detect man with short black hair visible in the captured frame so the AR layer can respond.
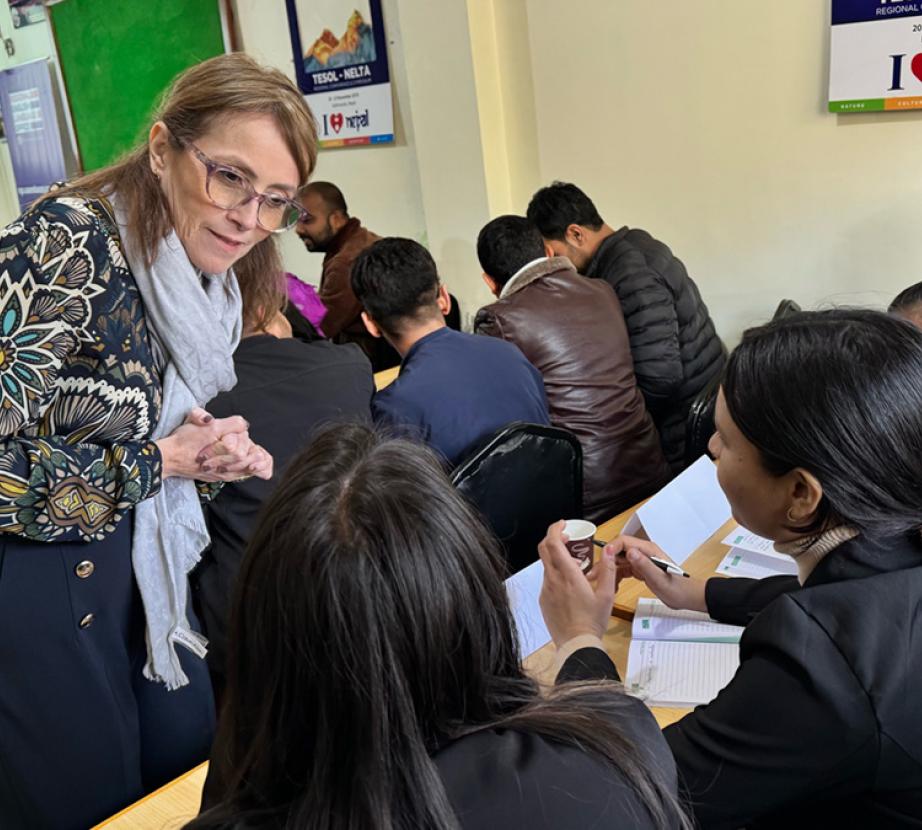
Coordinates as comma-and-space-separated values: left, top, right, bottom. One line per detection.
890, 282, 922, 329
527, 181, 725, 470
352, 237, 550, 465
475, 216, 670, 520
296, 181, 397, 370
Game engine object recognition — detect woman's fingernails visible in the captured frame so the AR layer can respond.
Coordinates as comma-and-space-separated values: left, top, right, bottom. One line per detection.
203, 414, 213, 423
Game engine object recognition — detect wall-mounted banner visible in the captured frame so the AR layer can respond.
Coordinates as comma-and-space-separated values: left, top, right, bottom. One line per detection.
0, 59, 67, 210
286, 0, 394, 148
830, 0, 922, 112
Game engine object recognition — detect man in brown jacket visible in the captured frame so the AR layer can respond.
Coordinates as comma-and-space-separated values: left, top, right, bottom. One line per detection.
296, 182, 398, 370
474, 215, 671, 521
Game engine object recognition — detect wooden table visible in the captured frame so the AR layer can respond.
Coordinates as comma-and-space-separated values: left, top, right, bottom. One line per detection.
96, 503, 736, 828
92, 762, 207, 829
373, 365, 399, 390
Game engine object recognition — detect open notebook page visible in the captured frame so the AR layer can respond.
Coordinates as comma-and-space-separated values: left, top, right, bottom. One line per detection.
632, 598, 744, 643
625, 640, 740, 708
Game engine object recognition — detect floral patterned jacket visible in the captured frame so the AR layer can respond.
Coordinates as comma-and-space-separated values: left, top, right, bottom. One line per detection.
0, 196, 178, 543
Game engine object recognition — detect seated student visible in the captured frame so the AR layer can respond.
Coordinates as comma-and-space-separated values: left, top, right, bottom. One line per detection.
351, 237, 550, 465
527, 182, 725, 471
889, 281, 922, 328
545, 309, 922, 828
189, 425, 690, 830
193, 306, 373, 697
475, 215, 671, 521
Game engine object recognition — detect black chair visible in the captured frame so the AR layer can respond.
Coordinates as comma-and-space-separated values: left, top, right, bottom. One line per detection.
445, 293, 462, 331
451, 422, 583, 574
684, 370, 722, 467
772, 299, 801, 320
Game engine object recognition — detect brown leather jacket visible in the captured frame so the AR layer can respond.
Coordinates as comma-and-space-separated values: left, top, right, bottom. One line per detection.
317, 218, 398, 370
475, 257, 671, 521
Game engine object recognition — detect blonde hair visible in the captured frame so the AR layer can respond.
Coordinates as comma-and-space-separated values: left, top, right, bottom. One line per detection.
48, 53, 318, 333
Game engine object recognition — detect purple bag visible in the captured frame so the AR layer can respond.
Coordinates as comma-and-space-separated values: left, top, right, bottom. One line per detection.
286, 273, 328, 337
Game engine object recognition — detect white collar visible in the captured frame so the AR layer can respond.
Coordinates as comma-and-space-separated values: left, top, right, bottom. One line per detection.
499, 257, 548, 299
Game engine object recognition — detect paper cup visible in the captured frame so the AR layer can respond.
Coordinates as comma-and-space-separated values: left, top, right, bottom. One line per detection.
563, 519, 596, 573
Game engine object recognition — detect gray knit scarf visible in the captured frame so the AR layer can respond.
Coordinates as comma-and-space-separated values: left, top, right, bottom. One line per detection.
111, 192, 242, 690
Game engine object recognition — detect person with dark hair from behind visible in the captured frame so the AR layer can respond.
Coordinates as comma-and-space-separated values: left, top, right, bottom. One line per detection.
557, 309, 922, 828
475, 215, 671, 520
351, 237, 550, 465
192, 304, 373, 700
189, 424, 691, 830
889, 281, 922, 328
296, 181, 399, 370
527, 182, 725, 471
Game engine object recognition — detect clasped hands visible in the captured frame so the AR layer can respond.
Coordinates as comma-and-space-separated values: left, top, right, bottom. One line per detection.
155, 406, 273, 483
538, 521, 707, 649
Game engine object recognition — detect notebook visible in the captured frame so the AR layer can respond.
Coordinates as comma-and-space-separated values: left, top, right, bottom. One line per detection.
625, 598, 742, 707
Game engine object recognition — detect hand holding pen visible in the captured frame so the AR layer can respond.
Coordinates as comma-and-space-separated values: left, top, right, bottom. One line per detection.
603, 535, 709, 613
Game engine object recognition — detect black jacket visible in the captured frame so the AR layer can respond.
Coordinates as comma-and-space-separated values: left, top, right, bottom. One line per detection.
200, 648, 680, 828
586, 228, 725, 470
194, 335, 373, 682
666, 532, 922, 829
437, 648, 678, 828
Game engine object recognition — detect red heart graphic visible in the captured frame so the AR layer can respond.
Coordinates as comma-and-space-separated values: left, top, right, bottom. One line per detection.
330, 112, 343, 133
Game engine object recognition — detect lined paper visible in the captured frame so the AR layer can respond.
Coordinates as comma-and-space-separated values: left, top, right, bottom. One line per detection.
632, 598, 743, 643
505, 559, 551, 658
625, 640, 739, 707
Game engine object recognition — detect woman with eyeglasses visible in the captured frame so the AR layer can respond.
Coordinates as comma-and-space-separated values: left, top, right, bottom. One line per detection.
0, 53, 316, 828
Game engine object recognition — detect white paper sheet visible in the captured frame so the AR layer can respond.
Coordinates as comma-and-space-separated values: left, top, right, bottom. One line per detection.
720, 526, 778, 555
632, 598, 743, 643
716, 547, 798, 579
504, 559, 551, 658
625, 640, 740, 708
621, 456, 731, 565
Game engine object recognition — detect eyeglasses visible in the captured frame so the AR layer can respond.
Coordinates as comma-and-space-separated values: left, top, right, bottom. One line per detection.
188, 143, 306, 233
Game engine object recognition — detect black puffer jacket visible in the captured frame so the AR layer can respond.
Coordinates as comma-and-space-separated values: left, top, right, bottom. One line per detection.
586, 227, 725, 470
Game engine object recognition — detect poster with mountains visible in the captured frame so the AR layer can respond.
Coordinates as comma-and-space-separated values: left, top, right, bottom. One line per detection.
303, 8, 376, 73
286, 0, 394, 148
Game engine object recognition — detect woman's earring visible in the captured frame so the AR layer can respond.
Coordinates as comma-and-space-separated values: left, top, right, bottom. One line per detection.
786, 508, 798, 523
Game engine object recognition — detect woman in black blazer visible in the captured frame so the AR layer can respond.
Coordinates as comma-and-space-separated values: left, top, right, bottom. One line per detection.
187, 424, 690, 829
562, 309, 922, 829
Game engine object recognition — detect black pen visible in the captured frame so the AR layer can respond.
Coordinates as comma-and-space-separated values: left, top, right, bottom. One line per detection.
592, 538, 690, 578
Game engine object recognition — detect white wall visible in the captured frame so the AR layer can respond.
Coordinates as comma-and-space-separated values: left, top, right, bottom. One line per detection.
525, 1, 922, 343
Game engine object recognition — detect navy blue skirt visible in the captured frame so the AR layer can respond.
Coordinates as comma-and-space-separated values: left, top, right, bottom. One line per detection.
0, 517, 215, 829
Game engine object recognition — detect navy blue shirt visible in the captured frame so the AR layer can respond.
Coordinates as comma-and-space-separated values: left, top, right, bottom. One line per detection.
373, 327, 550, 465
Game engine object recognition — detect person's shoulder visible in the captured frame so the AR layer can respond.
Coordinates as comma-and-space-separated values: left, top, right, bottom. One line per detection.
12, 195, 111, 236
435, 704, 673, 828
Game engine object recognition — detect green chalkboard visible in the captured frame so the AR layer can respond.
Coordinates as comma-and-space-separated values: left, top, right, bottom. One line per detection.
51, 0, 224, 171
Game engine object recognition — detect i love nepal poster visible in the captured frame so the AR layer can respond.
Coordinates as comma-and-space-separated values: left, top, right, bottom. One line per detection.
830, 0, 922, 111
286, 0, 395, 148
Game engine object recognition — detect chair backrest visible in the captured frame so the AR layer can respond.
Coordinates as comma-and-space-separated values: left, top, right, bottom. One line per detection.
772, 299, 801, 320
684, 371, 722, 467
450, 422, 583, 574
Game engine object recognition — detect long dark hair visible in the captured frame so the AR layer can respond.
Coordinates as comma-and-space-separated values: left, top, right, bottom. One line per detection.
723, 308, 922, 537
189, 425, 688, 829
